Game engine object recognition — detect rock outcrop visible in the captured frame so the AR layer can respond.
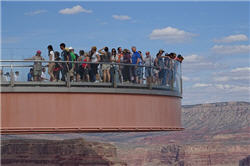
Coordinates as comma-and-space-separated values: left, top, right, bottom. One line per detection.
1, 138, 126, 166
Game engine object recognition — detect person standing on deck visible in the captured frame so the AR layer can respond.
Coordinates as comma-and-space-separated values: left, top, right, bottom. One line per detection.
24, 50, 44, 81
89, 46, 101, 82
98, 47, 111, 83
131, 46, 140, 84
47, 45, 55, 82
59, 43, 68, 81
69, 47, 76, 81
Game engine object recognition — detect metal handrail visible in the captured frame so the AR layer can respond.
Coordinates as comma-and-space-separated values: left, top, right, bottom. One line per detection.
0, 59, 167, 68
0, 59, 182, 95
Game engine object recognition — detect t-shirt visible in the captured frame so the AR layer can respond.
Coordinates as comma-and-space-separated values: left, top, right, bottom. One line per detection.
145, 56, 153, 66
111, 54, 119, 62
32, 55, 44, 71
164, 57, 171, 68
101, 52, 111, 62
82, 58, 88, 68
70, 52, 76, 61
131, 51, 140, 64
117, 53, 123, 63
90, 52, 99, 63
158, 57, 165, 68
70, 52, 76, 68
27, 73, 32, 81
14, 75, 19, 81
41, 72, 46, 80
49, 51, 55, 61
61, 50, 67, 61
123, 53, 131, 64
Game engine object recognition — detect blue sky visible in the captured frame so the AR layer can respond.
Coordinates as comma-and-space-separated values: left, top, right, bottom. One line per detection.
1, 1, 250, 105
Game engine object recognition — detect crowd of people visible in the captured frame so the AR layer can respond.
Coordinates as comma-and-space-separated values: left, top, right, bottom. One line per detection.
17, 43, 184, 86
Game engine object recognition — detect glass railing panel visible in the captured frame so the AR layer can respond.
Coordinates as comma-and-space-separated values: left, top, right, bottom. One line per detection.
0, 60, 182, 95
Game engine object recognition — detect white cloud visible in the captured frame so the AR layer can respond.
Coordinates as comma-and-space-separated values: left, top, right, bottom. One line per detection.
112, 15, 131, 20
231, 67, 250, 73
184, 54, 203, 63
59, 5, 92, 15
193, 83, 212, 88
182, 54, 219, 72
149, 26, 196, 44
182, 76, 190, 81
214, 34, 248, 43
213, 76, 229, 82
211, 45, 250, 55
214, 76, 249, 82
215, 84, 249, 92
192, 82, 249, 92
24, 10, 47, 16
213, 67, 250, 83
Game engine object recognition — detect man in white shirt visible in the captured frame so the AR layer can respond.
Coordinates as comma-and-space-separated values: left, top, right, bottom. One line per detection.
41, 68, 48, 81
14, 71, 20, 82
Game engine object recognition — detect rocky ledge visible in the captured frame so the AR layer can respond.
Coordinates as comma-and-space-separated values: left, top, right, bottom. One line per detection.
1, 138, 127, 166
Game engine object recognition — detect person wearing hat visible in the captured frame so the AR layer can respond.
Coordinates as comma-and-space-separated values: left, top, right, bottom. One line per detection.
25, 50, 45, 81
68, 47, 76, 81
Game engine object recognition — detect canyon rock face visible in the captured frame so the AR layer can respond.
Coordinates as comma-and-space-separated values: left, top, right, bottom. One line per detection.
114, 102, 250, 166
1, 138, 126, 166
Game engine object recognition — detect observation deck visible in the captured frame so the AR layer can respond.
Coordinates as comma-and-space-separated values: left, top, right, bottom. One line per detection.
0, 60, 183, 134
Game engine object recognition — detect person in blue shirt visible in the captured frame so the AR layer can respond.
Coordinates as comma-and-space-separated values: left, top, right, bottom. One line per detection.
27, 68, 33, 81
131, 46, 140, 83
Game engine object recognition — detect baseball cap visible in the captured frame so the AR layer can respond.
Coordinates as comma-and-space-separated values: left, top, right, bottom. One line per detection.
36, 50, 41, 54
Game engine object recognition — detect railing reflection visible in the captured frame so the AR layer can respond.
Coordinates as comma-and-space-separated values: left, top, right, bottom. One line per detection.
0, 60, 182, 94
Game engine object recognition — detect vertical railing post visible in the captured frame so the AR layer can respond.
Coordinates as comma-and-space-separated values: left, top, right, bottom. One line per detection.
66, 72, 71, 88
113, 64, 118, 88
10, 64, 14, 87
148, 66, 152, 89
170, 60, 174, 91
180, 63, 183, 94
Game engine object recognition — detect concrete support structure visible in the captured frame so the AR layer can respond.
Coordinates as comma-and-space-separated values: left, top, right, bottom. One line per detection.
1, 87, 182, 134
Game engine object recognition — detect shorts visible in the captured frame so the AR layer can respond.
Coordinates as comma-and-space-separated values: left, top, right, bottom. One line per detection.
145, 67, 152, 77
69, 68, 74, 77
33, 69, 41, 77
102, 64, 110, 71
153, 69, 159, 76
136, 67, 143, 79
131, 66, 136, 77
